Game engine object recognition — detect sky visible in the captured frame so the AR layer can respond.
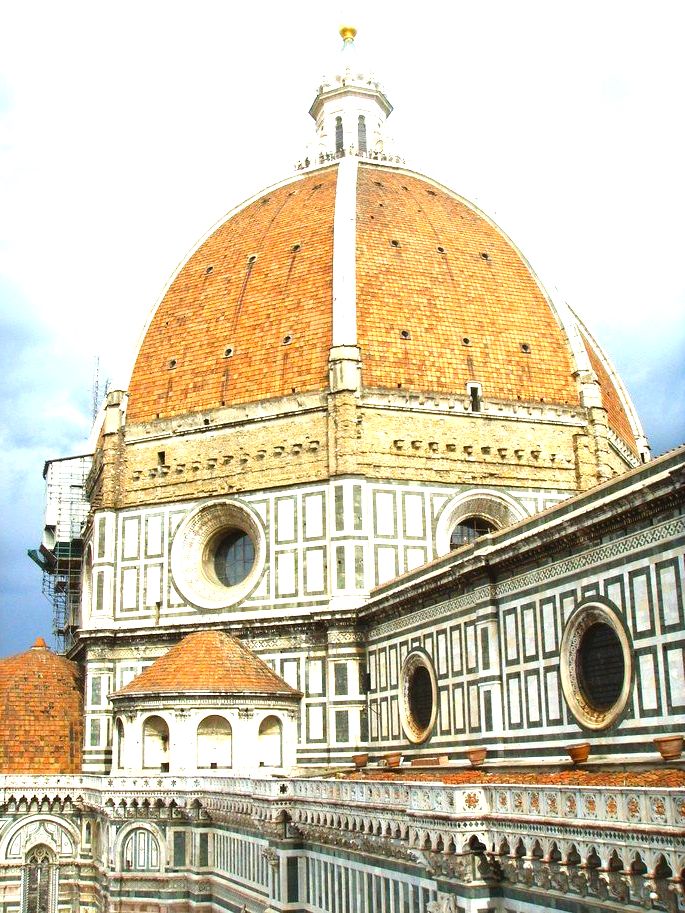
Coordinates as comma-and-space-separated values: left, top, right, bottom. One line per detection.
0, 1, 683, 657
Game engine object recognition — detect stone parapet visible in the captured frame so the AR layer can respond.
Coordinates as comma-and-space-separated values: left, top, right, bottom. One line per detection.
1, 773, 683, 911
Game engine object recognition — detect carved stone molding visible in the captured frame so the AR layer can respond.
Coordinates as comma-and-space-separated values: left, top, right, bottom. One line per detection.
372, 517, 685, 639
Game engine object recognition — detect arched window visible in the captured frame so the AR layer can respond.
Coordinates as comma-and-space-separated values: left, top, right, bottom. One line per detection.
122, 829, 161, 871
93, 821, 101, 857
358, 115, 367, 154
258, 715, 282, 767
449, 516, 496, 550
197, 715, 232, 769
335, 116, 343, 155
80, 545, 92, 623
142, 715, 169, 771
23, 845, 56, 913
115, 717, 124, 770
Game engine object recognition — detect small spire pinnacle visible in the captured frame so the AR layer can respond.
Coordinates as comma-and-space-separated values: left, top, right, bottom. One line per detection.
340, 25, 357, 46
299, 27, 402, 171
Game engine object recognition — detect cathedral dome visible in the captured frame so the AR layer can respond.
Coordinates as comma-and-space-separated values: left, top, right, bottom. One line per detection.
126, 161, 642, 458
0, 638, 83, 773
124, 29, 646, 464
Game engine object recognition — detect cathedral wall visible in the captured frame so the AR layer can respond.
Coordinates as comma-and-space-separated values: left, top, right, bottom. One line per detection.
2, 775, 681, 913
353, 400, 597, 490
365, 510, 685, 763
0, 811, 100, 913
82, 478, 568, 632
78, 475, 570, 771
99, 388, 634, 516
122, 401, 331, 508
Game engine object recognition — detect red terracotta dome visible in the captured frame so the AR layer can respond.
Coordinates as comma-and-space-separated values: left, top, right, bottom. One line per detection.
0, 638, 83, 773
125, 163, 643, 458
112, 631, 299, 698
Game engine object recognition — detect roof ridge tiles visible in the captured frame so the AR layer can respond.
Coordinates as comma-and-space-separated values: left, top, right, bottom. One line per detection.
112, 630, 300, 699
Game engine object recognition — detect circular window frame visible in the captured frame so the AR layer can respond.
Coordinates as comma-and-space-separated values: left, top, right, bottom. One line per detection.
170, 499, 265, 610
400, 650, 438, 744
560, 600, 633, 730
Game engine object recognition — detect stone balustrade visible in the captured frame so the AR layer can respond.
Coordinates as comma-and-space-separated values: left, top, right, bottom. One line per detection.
2, 774, 684, 884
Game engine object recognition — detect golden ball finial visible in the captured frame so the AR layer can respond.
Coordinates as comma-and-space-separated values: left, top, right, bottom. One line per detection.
340, 26, 357, 42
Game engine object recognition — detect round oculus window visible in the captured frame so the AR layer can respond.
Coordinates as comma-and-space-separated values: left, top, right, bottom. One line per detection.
170, 500, 265, 610
578, 622, 624, 711
560, 602, 632, 730
400, 651, 438, 744
212, 529, 255, 587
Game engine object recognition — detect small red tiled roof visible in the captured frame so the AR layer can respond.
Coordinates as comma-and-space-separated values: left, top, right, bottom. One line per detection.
113, 630, 299, 698
0, 638, 83, 773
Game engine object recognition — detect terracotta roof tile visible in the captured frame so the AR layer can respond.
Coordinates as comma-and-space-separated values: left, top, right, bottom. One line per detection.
127, 168, 337, 423
0, 638, 83, 774
113, 630, 299, 698
580, 329, 638, 456
345, 767, 685, 788
356, 166, 579, 404
126, 162, 638, 430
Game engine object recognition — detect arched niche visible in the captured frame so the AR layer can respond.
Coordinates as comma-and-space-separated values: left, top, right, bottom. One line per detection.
120, 826, 162, 872
2, 816, 77, 861
115, 717, 125, 770
258, 715, 283, 768
197, 715, 232, 769
142, 715, 170, 771
79, 544, 92, 626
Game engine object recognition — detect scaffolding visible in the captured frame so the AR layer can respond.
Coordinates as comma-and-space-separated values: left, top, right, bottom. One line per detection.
28, 454, 92, 654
